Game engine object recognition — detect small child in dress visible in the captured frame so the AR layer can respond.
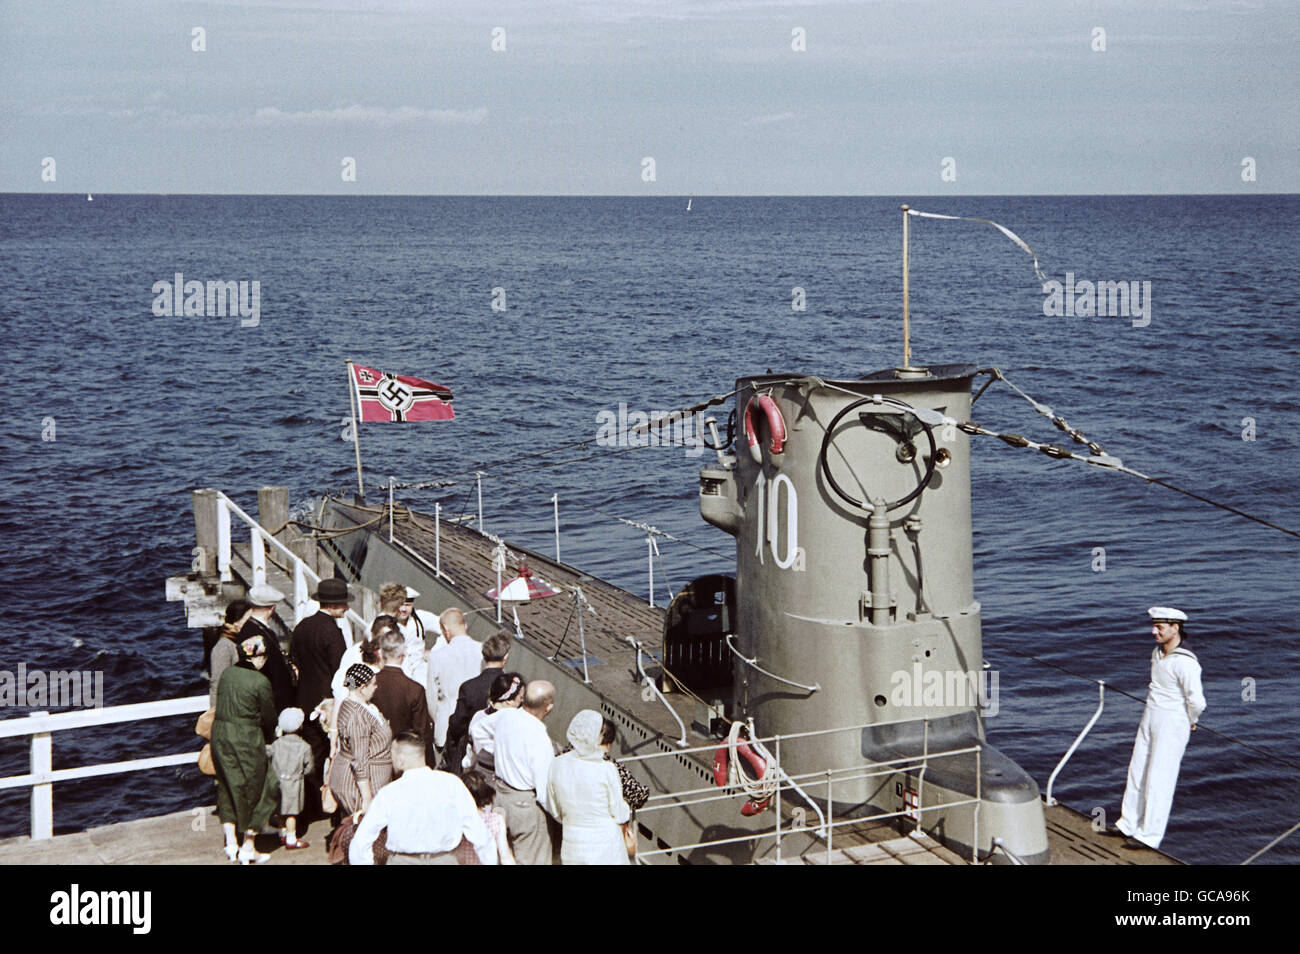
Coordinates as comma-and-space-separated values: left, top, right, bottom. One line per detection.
268, 707, 314, 850
457, 770, 515, 865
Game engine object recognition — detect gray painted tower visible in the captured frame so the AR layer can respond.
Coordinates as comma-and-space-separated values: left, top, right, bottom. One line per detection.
699, 364, 1049, 862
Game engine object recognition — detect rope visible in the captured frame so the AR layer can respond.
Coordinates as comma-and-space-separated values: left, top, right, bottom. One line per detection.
1240, 818, 1300, 865
388, 478, 458, 491
958, 369, 1300, 539
724, 719, 779, 805
373, 387, 740, 488
960, 419, 1300, 540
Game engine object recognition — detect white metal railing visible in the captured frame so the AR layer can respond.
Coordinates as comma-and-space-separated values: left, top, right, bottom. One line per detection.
394, 480, 679, 609
621, 719, 985, 864
1045, 680, 1106, 806
0, 695, 210, 840
216, 492, 368, 641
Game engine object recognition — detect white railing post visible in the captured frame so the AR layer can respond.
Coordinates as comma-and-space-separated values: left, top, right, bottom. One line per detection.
293, 561, 309, 624
826, 769, 833, 863
388, 476, 395, 543
973, 745, 982, 864
646, 535, 654, 607
476, 472, 484, 534
435, 502, 441, 575
29, 712, 52, 840
774, 734, 782, 862
552, 493, 561, 563
916, 719, 929, 833
217, 497, 232, 582
249, 525, 266, 587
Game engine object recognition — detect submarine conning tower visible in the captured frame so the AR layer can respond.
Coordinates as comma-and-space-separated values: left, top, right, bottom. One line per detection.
698, 363, 1049, 863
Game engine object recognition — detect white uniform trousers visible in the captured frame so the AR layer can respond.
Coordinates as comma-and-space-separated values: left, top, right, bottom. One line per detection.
1117, 706, 1191, 849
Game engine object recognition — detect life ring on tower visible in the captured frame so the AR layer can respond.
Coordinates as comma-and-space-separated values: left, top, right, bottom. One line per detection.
744, 394, 787, 466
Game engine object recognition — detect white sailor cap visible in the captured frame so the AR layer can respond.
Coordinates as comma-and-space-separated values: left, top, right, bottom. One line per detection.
1147, 606, 1188, 623
404, 586, 420, 601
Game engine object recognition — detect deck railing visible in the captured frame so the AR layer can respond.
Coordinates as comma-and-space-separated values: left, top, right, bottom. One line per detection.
0, 695, 209, 841
620, 718, 985, 865
214, 491, 368, 641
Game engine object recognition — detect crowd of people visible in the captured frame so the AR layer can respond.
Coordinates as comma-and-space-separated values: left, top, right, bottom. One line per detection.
206, 578, 648, 865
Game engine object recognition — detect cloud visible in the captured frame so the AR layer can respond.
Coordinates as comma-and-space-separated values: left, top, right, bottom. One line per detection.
744, 111, 797, 126
247, 105, 488, 126
30, 101, 488, 128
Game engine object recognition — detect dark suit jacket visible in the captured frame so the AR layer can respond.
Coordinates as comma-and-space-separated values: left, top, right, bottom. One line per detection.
444, 667, 502, 773
239, 616, 294, 714
291, 611, 347, 713
372, 665, 435, 762
447, 668, 499, 747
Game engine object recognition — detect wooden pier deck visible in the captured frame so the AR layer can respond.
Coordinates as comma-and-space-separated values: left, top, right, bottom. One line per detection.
0, 807, 331, 866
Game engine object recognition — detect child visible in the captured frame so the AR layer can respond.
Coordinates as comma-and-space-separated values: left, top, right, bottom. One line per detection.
268, 707, 315, 850
457, 770, 515, 865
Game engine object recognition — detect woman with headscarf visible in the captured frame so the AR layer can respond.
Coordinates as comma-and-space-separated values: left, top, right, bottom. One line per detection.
327, 663, 393, 815
212, 632, 280, 864
464, 671, 524, 781
546, 709, 631, 865
209, 600, 253, 707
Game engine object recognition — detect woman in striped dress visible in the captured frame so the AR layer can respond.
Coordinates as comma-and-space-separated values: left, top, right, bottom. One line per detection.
328, 664, 393, 814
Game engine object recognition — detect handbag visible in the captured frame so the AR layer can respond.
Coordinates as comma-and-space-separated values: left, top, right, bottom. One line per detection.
197, 744, 216, 776
327, 814, 355, 864
622, 821, 638, 860
194, 708, 215, 740
320, 754, 338, 812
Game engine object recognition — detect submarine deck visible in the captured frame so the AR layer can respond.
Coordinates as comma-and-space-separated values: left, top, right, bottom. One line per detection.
320, 497, 1178, 866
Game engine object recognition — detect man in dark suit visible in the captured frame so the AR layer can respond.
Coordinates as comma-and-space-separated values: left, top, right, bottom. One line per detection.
290, 578, 351, 808
443, 630, 512, 775
372, 628, 436, 765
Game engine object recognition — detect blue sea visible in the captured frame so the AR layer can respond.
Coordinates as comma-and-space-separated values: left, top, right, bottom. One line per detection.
2, 194, 1297, 864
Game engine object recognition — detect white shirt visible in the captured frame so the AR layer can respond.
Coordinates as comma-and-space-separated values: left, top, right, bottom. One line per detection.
349, 766, 490, 865
1146, 645, 1206, 724
399, 610, 444, 652
466, 708, 505, 768
493, 707, 556, 814
426, 635, 483, 746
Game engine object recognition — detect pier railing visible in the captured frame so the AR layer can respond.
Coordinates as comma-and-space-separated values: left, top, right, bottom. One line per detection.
0, 696, 209, 841
213, 491, 368, 641
620, 718, 985, 865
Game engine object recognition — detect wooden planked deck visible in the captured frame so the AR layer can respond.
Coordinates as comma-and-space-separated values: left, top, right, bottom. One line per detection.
0, 806, 332, 866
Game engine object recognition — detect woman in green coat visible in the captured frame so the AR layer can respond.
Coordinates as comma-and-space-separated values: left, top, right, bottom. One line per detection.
213, 633, 281, 864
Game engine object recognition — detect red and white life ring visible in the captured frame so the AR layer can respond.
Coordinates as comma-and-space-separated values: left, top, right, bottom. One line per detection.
743, 394, 787, 466
713, 722, 774, 816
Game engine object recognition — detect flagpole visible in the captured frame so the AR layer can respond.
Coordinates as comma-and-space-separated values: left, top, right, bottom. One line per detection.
901, 203, 911, 369
346, 360, 365, 498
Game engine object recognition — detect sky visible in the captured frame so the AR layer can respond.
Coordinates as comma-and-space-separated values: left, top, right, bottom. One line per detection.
1, 0, 1296, 194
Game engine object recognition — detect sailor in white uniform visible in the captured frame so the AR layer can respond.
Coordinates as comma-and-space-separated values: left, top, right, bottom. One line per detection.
377, 584, 444, 690
1116, 606, 1206, 850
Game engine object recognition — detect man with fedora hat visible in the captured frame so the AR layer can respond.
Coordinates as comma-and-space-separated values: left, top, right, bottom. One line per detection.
1115, 606, 1206, 851
291, 577, 352, 806
241, 583, 295, 713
